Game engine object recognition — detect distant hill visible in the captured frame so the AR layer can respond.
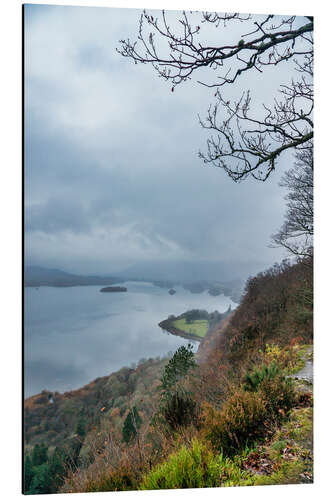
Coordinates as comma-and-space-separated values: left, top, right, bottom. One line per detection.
24, 262, 252, 301
120, 259, 266, 283
24, 260, 267, 300
24, 266, 123, 287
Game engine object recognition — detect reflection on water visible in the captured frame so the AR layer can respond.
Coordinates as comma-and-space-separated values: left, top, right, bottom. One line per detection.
24, 281, 236, 397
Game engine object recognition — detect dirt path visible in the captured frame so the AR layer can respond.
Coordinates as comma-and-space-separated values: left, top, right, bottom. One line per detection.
292, 346, 313, 384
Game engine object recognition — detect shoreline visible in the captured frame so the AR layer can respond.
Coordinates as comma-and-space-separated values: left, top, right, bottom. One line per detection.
158, 319, 202, 342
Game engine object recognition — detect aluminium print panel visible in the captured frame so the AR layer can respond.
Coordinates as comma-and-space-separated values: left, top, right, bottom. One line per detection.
23, 2, 313, 494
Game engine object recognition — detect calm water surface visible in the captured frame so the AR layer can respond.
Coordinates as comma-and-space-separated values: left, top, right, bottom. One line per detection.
24, 282, 236, 397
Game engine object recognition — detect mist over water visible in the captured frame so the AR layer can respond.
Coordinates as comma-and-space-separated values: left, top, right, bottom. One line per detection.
24, 281, 236, 397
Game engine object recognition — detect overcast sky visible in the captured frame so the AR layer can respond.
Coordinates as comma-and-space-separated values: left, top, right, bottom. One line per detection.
24, 4, 306, 275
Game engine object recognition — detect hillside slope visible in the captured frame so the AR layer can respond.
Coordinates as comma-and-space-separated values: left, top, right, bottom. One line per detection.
24, 258, 313, 494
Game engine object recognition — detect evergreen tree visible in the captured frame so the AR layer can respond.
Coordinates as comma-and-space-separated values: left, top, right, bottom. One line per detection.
28, 463, 52, 494
48, 448, 66, 491
122, 406, 142, 444
160, 344, 196, 396
32, 442, 48, 467
76, 415, 86, 439
23, 454, 34, 493
158, 344, 198, 430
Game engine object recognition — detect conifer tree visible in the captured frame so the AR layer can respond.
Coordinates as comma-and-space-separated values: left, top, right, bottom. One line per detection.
76, 415, 86, 439
23, 454, 34, 493
122, 406, 142, 444
29, 463, 52, 494
32, 442, 48, 467
158, 344, 198, 430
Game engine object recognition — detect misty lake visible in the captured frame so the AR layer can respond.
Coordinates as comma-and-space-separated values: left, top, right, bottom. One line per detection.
24, 281, 236, 397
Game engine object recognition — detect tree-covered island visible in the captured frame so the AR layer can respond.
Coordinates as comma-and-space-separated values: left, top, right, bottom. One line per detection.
100, 286, 127, 293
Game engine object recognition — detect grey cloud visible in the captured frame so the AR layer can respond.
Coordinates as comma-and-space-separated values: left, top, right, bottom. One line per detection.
25, 5, 294, 275
26, 198, 92, 234
76, 45, 109, 70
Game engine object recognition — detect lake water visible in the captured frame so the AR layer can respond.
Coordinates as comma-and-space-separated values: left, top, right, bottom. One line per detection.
24, 281, 236, 397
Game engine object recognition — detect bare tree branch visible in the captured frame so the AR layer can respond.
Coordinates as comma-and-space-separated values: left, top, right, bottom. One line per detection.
271, 142, 313, 260
118, 11, 313, 181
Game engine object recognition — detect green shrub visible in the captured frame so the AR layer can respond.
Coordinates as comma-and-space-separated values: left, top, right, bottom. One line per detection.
204, 389, 268, 456
141, 439, 221, 490
84, 467, 138, 492
243, 361, 280, 392
258, 374, 296, 420
243, 361, 296, 421
160, 390, 199, 430
204, 365, 296, 457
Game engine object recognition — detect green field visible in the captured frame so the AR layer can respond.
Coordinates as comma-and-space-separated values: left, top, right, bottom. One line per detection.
172, 318, 208, 338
